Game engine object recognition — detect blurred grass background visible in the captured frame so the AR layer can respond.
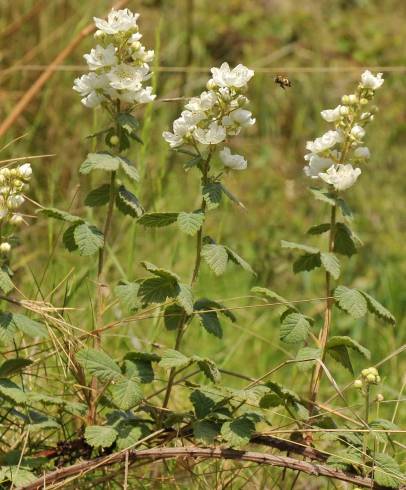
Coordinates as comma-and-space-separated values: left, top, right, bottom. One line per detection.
0, 0, 405, 444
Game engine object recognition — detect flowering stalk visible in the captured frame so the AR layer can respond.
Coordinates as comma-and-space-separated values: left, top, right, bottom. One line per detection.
306, 71, 384, 416
161, 62, 255, 409
72, 8, 156, 424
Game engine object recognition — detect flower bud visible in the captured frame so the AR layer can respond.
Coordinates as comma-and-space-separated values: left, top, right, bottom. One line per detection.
109, 135, 120, 146
0, 242, 11, 253
2, 168, 10, 177
131, 41, 142, 50
10, 214, 23, 225
18, 163, 32, 179
206, 79, 217, 91
237, 95, 248, 107
348, 94, 358, 104
376, 375, 381, 384
366, 373, 376, 384
376, 394, 384, 402
368, 367, 379, 376
361, 368, 369, 377
339, 106, 349, 116
353, 379, 363, 389
360, 98, 369, 105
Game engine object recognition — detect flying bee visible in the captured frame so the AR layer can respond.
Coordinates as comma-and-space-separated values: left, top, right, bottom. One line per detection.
274, 75, 292, 90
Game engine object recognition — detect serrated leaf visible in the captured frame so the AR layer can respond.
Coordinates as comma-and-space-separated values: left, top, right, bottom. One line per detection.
116, 185, 144, 218
184, 154, 203, 169
76, 348, 121, 383
280, 313, 311, 344
0, 312, 17, 343
193, 420, 220, 444
80, 152, 120, 174
307, 223, 331, 235
141, 261, 181, 282
225, 246, 255, 275
221, 417, 256, 447
281, 240, 319, 254
0, 267, 14, 294
327, 336, 370, 359
251, 287, 297, 310
374, 453, 404, 488
11, 313, 48, 339
327, 449, 363, 471
159, 349, 190, 369
84, 184, 111, 207
123, 358, 155, 384
138, 277, 178, 304
295, 347, 321, 371
73, 223, 104, 256
164, 304, 185, 331
193, 357, 221, 383
327, 345, 354, 373
114, 281, 141, 313
138, 212, 179, 227
293, 253, 321, 273
85, 425, 118, 448
116, 424, 142, 450
334, 223, 358, 256
201, 244, 228, 276
360, 291, 396, 325
37, 207, 84, 223
334, 286, 367, 319
369, 419, 399, 444
111, 376, 142, 410
62, 225, 78, 252
190, 389, 220, 419
3, 467, 36, 486
202, 182, 222, 210
177, 212, 204, 236
309, 187, 337, 206
116, 112, 140, 134
176, 283, 193, 315
119, 157, 139, 182
320, 252, 340, 279
0, 358, 32, 377
194, 299, 228, 338
0, 378, 27, 403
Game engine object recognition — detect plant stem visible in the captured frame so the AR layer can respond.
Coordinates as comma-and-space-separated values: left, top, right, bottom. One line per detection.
362, 385, 370, 465
161, 154, 211, 411
87, 170, 116, 425
308, 202, 337, 417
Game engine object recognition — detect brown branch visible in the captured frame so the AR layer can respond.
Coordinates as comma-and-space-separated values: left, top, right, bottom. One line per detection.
0, 0, 129, 138
18, 446, 396, 490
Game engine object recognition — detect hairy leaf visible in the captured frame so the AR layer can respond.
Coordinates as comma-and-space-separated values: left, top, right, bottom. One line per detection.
159, 349, 190, 369
76, 348, 121, 383
177, 211, 204, 236
11, 313, 48, 339
293, 253, 321, 273
281, 240, 319, 254
85, 425, 118, 448
0, 267, 14, 294
0, 358, 32, 377
0, 378, 27, 403
176, 283, 194, 315
73, 223, 104, 256
202, 182, 222, 210
334, 223, 359, 256
80, 152, 121, 174
164, 304, 185, 331
320, 252, 341, 279
334, 286, 367, 319
37, 207, 83, 223
225, 246, 255, 275
116, 185, 144, 218
193, 420, 220, 444
373, 453, 404, 488
119, 157, 139, 182
111, 376, 142, 410
221, 417, 256, 447
201, 244, 228, 275
280, 313, 311, 344
295, 347, 321, 371
138, 212, 179, 227
251, 287, 297, 311
114, 281, 141, 313
360, 291, 396, 325
84, 184, 111, 207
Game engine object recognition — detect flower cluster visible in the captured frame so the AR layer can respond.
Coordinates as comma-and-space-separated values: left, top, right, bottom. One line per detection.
304, 71, 384, 191
0, 163, 32, 254
354, 366, 381, 389
163, 62, 255, 170
73, 9, 155, 109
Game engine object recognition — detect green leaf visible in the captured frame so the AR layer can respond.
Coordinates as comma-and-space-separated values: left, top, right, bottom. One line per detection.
201, 244, 228, 276
0, 358, 32, 377
202, 182, 222, 210
111, 376, 142, 410
119, 157, 140, 182
194, 299, 228, 338
193, 420, 220, 444
293, 253, 321, 273
193, 356, 221, 383
176, 212, 204, 236
184, 154, 203, 169
73, 223, 104, 256
114, 281, 141, 313
373, 453, 404, 488
176, 283, 194, 315
320, 252, 340, 279
327, 336, 370, 359
141, 261, 180, 282
0, 267, 14, 294
11, 313, 48, 339
251, 287, 297, 310
221, 416, 256, 447
116, 185, 144, 218
62, 225, 78, 252
85, 425, 118, 448
334, 223, 359, 256
280, 313, 311, 344
360, 291, 396, 325
307, 223, 330, 235
295, 347, 321, 371
327, 345, 354, 373
138, 277, 178, 304
84, 184, 111, 207
0, 312, 17, 343
336, 197, 353, 220
116, 112, 140, 134
225, 246, 255, 275
281, 240, 319, 254
116, 424, 142, 450
369, 419, 399, 443
138, 212, 179, 227
334, 286, 367, 319
164, 304, 185, 331
123, 357, 155, 384
0, 378, 27, 403
3, 467, 36, 486
190, 389, 220, 419
79, 152, 120, 174
159, 349, 190, 369
37, 207, 84, 223
221, 184, 245, 208
76, 348, 121, 383
309, 187, 337, 206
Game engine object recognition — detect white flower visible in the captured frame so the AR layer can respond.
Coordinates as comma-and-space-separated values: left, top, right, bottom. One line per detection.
351, 124, 365, 140
73, 73, 109, 107
320, 105, 342, 122
162, 111, 205, 148
18, 163, 32, 179
194, 122, 226, 145
306, 130, 343, 154
211, 62, 254, 88
107, 64, 149, 91
84, 44, 117, 71
94, 9, 139, 36
185, 91, 217, 112
219, 147, 247, 170
354, 146, 370, 159
304, 155, 335, 178
0, 242, 11, 253
131, 46, 154, 64
118, 86, 156, 104
319, 164, 361, 191
360, 70, 384, 90
222, 109, 255, 134
7, 194, 25, 209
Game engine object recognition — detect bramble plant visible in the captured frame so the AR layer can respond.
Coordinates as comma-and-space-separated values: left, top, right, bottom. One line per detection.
0, 6, 404, 490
